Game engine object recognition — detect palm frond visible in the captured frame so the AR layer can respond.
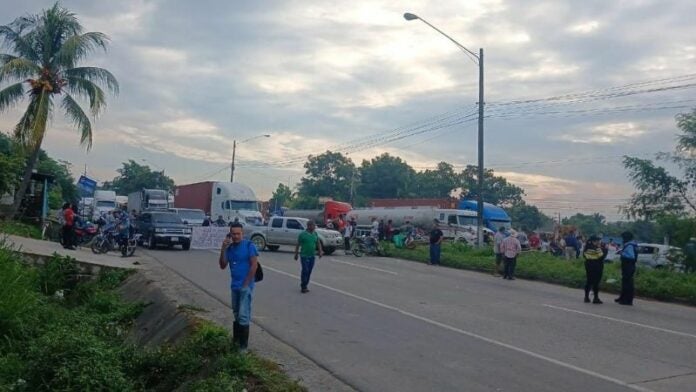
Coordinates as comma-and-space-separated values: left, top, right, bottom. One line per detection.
0, 82, 25, 112
64, 66, 119, 95
13, 96, 38, 145
0, 57, 40, 84
65, 76, 106, 116
61, 92, 93, 149
13, 90, 51, 149
0, 26, 40, 63
53, 32, 109, 69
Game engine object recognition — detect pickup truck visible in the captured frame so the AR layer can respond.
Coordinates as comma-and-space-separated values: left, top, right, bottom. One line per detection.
135, 211, 192, 250
245, 216, 343, 255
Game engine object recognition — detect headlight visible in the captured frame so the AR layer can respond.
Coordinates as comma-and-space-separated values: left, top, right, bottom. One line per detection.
185, 228, 192, 234
155, 228, 165, 233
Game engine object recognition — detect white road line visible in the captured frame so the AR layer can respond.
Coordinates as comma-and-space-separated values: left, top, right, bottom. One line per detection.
263, 265, 653, 392
543, 304, 696, 340
325, 257, 398, 275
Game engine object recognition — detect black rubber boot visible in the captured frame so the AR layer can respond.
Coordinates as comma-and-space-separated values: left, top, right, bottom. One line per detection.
232, 322, 241, 347
239, 325, 250, 353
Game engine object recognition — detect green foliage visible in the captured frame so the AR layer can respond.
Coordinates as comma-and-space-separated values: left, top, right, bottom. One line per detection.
0, 220, 42, 239
359, 153, 415, 198
35, 152, 77, 203
37, 254, 80, 296
390, 243, 696, 305
297, 151, 355, 202
0, 240, 39, 338
269, 183, 294, 210
562, 213, 607, 237
0, 133, 23, 196
508, 202, 553, 230
102, 159, 175, 195
459, 165, 525, 207
412, 162, 460, 198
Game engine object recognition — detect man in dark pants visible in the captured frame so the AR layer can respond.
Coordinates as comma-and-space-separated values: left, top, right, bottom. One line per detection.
616, 231, 638, 306
429, 219, 444, 265
219, 222, 259, 353
582, 236, 607, 304
295, 221, 323, 293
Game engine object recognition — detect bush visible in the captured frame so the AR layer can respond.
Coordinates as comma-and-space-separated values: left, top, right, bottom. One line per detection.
0, 221, 42, 239
0, 240, 40, 339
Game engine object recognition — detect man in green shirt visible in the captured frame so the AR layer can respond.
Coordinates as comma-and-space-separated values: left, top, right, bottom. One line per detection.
294, 220, 323, 293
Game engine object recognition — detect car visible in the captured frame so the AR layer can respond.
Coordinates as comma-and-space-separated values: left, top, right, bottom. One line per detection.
245, 216, 343, 255
136, 211, 192, 250
169, 208, 206, 226
636, 243, 683, 269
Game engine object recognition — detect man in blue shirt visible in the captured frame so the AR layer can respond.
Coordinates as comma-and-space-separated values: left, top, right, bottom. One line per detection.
219, 222, 259, 352
615, 231, 638, 306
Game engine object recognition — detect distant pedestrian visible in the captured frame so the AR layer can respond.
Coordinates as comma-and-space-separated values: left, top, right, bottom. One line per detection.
583, 235, 607, 304
343, 222, 353, 255
386, 219, 394, 241
294, 221, 323, 293
429, 219, 444, 265
378, 219, 386, 241
493, 227, 507, 276
219, 222, 259, 353
564, 231, 579, 260
501, 233, 522, 280
615, 231, 638, 306
203, 215, 212, 226
370, 217, 379, 239
62, 202, 76, 250
214, 215, 227, 227
576, 235, 584, 258
685, 238, 696, 273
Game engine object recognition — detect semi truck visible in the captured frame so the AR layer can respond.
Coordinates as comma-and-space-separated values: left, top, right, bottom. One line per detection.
458, 200, 512, 231
174, 181, 263, 225
128, 189, 170, 213
282, 200, 352, 226
92, 190, 117, 220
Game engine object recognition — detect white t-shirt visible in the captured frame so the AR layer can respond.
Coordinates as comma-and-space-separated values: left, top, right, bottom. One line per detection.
344, 224, 353, 238
371, 221, 379, 236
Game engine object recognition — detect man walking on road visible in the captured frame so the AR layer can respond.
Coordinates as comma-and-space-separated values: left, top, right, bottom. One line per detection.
295, 221, 323, 293
493, 226, 507, 276
219, 222, 259, 353
343, 222, 353, 255
429, 219, 444, 266
501, 233, 522, 280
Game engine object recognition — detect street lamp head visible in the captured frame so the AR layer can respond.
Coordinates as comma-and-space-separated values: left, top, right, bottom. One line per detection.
403, 12, 419, 21
262, 134, 271, 138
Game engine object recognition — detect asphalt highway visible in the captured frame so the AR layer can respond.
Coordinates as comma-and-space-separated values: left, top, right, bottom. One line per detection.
142, 246, 696, 392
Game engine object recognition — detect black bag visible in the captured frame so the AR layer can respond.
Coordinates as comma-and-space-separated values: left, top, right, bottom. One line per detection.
255, 262, 264, 282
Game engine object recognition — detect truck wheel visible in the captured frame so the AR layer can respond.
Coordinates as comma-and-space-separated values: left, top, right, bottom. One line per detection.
148, 233, 157, 249
323, 246, 335, 256
182, 241, 191, 251
352, 244, 364, 257
251, 235, 266, 251
267, 245, 280, 251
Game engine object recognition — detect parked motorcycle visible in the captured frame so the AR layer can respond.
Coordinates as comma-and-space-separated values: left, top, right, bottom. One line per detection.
59, 222, 98, 247
352, 236, 386, 257
120, 234, 141, 257
91, 228, 118, 254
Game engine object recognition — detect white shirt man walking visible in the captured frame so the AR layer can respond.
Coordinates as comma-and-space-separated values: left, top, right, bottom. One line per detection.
500, 233, 522, 280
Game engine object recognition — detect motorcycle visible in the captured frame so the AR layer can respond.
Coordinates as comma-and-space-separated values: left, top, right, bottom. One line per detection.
352, 235, 386, 257
120, 233, 141, 257
91, 228, 118, 254
60, 221, 98, 247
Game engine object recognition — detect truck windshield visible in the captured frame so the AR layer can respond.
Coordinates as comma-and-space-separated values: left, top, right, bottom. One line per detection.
457, 215, 477, 226
491, 219, 512, 230
146, 190, 168, 199
96, 200, 115, 208
224, 200, 257, 210
176, 210, 205, 221
152, 213, 182, 224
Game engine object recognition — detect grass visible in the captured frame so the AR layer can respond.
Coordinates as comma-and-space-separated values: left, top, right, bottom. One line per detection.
0, 220, 42, 239
386, 241, 696, 306
0, 241, 305, 392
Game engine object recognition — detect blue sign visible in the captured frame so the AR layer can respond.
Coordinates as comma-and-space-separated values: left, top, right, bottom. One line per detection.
77, 175, 97, 196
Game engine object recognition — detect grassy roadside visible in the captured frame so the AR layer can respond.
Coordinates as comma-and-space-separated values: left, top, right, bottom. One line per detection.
384, 242, 696, 306
0, 220, 42, 239
0, 240, 305, 391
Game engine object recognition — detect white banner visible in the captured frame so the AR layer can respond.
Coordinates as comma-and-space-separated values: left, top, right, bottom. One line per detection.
191, 226, 229, 249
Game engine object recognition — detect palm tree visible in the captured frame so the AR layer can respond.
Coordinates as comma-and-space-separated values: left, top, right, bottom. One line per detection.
0, 3, 118, 218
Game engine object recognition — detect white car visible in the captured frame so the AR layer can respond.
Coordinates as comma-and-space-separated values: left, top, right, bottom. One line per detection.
636, 243, 683, 269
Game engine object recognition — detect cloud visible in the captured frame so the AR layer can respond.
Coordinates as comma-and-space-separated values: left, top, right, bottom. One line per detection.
568, 21, 600, 34
556, 122, 645, 144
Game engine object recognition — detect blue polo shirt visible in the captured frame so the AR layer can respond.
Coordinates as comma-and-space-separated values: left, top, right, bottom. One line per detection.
225, 239, 259, 289
621, 240, 638, 261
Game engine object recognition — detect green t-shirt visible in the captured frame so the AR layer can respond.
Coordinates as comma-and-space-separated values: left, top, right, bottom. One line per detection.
298, 231, 319, 257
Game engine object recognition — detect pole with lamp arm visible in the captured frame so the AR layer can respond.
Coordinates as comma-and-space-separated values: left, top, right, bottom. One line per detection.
404, 12, 486, 247
230, 134, 271, 182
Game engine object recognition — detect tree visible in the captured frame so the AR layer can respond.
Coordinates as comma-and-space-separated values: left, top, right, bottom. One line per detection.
623, 108, 696, 219
0, 3, 119, 218
297, 151, 355, 202
459, 165, 524, 207
269, 183, 294, 212
0, 133, 22, 197
562, 213, 607, 236
359, 153, 415, 199
412, 162, 459, 198
103, 160, 175, 195
508, 202, 553, 231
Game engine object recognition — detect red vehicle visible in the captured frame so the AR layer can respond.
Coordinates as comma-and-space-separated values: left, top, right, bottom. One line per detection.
283, 201, 352, 227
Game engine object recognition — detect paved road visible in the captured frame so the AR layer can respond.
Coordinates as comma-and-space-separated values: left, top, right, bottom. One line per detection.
143, 246, 696, 392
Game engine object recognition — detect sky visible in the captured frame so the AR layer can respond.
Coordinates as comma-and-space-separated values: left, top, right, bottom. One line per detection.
1, 0, 695, 221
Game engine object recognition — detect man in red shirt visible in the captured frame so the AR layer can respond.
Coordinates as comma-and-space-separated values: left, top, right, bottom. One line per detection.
62, 202, 76, 250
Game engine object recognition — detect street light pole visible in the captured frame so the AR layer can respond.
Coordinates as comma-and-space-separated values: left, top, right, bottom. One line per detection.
230, 134, 270, 183
404, 12, 486, 247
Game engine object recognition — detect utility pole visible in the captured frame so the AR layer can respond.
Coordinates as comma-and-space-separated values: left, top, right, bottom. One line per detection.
476, 48, 485, 248
230, 140, 237, 183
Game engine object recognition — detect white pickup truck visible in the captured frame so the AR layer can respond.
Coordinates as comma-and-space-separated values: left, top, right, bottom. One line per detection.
245, 216, 344, 255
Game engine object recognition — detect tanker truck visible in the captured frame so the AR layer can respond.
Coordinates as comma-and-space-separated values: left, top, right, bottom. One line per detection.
282, 200, 352, 227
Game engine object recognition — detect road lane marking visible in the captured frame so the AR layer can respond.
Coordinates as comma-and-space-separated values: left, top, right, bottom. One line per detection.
543, 304, 696, 340
325, 257, 398, 275
263, 265, 653, 392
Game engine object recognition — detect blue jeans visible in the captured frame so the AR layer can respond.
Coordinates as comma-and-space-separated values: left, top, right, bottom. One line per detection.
300, 256, 316, 289
231, 286, 254, 326
430, 243, 441, 265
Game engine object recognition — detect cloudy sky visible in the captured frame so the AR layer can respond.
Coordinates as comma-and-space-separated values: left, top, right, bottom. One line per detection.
1, 0, 695, 221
